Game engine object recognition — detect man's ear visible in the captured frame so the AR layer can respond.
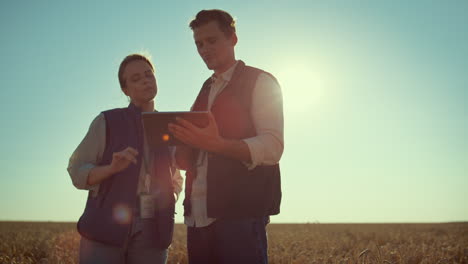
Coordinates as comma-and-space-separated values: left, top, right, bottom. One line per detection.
231, 33, 238, 46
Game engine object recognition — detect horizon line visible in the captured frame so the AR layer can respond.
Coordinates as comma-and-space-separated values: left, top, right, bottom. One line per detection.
1, 220, 467, 224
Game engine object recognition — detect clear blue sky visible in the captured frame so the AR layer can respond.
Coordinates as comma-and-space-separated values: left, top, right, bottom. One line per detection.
1, 0, 467, 223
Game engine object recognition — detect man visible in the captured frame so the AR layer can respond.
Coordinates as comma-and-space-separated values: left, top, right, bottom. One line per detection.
168, 9, 284, 264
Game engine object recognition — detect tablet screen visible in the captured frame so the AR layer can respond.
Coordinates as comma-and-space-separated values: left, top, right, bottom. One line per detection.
141, 111, 209, 147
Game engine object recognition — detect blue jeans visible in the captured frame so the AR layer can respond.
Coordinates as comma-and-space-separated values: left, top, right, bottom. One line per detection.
187, 217, 269, 264
79, 217, 168, 264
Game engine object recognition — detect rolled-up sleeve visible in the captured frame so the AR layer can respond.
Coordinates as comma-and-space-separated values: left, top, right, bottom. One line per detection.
243, 73, 284, 170
67, 114, 105, 192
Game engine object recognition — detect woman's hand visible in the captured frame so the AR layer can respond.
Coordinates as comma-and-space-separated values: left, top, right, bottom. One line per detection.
109, 147, 139, 174
87, 147, 139, 186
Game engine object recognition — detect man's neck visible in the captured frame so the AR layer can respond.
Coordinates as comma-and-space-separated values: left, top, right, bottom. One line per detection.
214, 59, 237, 76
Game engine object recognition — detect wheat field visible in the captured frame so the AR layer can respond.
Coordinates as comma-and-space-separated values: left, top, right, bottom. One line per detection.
0, 222, 467, 264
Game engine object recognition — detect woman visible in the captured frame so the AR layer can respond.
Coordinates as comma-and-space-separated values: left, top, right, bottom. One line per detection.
67, 54, 182, 264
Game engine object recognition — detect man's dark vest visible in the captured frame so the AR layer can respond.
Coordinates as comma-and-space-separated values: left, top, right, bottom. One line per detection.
183, 61, 282, 218
77, 103, 175, 247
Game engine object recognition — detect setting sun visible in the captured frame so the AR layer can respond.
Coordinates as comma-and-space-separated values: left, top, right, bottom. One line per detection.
275, 63, 323, 113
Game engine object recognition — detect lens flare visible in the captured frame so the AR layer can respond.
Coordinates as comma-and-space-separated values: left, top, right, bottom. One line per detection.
113, 204, 132, 225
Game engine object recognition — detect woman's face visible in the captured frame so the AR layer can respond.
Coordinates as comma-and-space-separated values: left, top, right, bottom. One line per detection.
122, 60, 157, 104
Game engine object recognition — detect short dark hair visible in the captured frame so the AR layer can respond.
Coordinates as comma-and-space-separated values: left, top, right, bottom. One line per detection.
189, 9, 236, 37
118, 54, 154, 90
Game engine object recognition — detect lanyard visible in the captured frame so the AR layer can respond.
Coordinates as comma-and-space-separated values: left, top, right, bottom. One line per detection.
142, 131, 152, 194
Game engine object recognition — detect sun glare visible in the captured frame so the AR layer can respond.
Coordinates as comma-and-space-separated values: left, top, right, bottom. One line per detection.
276, 64, 323, 113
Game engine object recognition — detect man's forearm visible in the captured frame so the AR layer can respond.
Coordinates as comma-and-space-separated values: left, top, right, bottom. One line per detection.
212, 137, 252, 163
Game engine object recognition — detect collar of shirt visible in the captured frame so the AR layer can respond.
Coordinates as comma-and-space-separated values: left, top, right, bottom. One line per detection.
210, 60, 239, 84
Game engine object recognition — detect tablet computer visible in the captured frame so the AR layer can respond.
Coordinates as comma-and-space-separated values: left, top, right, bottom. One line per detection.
141, 111, 209, 147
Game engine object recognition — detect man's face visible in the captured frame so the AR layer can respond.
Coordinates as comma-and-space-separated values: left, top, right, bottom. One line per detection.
122, 60, 157, 104
193, 21, 236, 72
